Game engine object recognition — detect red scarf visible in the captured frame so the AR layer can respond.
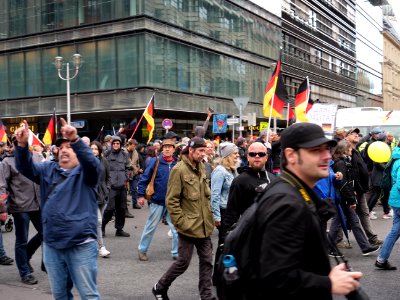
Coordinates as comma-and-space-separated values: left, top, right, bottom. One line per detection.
163, 155, 174, 163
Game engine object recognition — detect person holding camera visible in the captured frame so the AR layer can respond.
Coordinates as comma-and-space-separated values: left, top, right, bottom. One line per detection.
330, 140, 380, 256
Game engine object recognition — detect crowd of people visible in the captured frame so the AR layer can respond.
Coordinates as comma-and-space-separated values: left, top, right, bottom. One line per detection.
0, 117, 398, 300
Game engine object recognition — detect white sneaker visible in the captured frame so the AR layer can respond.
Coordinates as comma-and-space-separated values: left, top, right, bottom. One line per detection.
99, 246, 110, 257
369, 212, 377, 220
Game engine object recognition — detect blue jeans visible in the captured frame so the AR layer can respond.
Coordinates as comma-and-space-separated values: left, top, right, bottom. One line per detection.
138, 202, 178, 257
0, 230, 6, 257
13, 211, 43, 278
130, 175, 140, 207
43, 241, 100, 300
378, 207, 400, 262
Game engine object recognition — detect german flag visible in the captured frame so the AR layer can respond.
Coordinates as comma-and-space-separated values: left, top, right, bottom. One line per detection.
143, 94, 155, 144
295, 77, 310, 122
0, 120, 7, 143
263, 60, 288, 119
42, 109, 57, 145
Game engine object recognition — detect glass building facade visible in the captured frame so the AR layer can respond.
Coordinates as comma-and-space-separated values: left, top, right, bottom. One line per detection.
281, 0, 358, 108
0, 0, 281, 139
355, 0, 383, 107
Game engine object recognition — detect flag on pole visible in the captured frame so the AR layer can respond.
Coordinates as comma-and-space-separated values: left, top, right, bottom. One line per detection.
262, 60, 288, 119
43, 109, 57, 145
306, 99, 314, 113
295, 77, 311, 122
143, 95, 155, 144
28, 130, 45, 147
287, 103, 296, 125
0, 120, 7, 143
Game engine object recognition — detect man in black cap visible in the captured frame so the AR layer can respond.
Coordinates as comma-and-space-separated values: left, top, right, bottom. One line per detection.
102, 135, 131, 237
241, 123, 363, 299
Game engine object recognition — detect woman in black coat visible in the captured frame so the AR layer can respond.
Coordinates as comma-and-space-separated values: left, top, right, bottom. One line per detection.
90, 141, 111, 258
330, 140, 378, 255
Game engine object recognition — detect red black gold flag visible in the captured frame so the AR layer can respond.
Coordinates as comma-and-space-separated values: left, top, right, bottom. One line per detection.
143, 95, 155, 144
263, 60, 288, 119
43, 109, 57, 145
295, 77, 311, 122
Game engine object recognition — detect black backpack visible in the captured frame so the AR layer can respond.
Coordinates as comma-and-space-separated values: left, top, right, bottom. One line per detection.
218, 178, 281, 296
381, 159, 397, 193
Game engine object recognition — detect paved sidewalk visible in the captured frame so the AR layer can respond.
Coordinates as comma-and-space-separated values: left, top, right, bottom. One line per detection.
0, 283, 53, 300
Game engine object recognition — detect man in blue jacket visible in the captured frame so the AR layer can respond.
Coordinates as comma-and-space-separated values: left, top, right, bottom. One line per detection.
137, 139, 178, 261
14, 119, 100, 300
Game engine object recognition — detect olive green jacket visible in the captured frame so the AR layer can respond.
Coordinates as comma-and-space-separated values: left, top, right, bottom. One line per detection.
166, 155, 214, 238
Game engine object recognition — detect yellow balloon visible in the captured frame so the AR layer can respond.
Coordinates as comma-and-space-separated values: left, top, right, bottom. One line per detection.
367, 141, 391, 163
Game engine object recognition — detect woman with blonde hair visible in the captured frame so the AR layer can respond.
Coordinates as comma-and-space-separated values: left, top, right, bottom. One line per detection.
211, 142, 240, 298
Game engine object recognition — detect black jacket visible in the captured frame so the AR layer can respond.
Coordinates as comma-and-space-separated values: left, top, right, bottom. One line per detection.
223, 166, 274, 232
97, 156, 111, 206
243, 170, 332, 300
351, 149, 369, 193
332, 157, 357, 206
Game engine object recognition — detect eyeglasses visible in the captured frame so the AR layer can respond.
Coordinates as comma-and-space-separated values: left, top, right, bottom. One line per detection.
248, 152, 267, 157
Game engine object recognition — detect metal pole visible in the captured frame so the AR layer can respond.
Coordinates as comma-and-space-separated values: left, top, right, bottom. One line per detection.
66, 63, 71, 124
239, 104, 243, 137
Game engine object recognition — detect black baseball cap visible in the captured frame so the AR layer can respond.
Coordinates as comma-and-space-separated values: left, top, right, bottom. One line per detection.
281, 123, 337, 149
55, 137, 69, 147
347, 128, 360, 136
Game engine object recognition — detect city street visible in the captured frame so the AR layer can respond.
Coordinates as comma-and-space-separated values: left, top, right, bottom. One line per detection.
0, 200, 399, 300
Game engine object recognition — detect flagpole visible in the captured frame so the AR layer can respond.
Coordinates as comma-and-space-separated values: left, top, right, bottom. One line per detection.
286, 103, 290, 128
267, 91, 275, 143
130, 93, 155, 139
95, 125, 104, 141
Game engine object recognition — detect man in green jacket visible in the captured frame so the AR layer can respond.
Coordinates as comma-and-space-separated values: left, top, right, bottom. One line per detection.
152, 137, 215, 300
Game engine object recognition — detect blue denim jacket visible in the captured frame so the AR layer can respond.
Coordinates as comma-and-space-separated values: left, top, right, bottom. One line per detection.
211, 165, 235, 221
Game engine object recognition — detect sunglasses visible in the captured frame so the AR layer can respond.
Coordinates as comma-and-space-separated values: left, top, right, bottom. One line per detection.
248, 152, 267, 157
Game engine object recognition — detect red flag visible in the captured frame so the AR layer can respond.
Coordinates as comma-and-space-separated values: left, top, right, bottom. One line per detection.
263, 60, 288, 119
28, 130, 44, 147
143, 95, 155, 144
43, 109, 57, 145
295, 77, 310, 122
0, 121, 7, 143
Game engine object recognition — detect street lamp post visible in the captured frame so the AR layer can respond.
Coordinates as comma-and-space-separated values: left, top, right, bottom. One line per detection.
54, 54, 82, 124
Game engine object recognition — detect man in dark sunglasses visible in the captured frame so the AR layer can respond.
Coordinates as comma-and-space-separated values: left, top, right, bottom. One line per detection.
224, 142, 274, 232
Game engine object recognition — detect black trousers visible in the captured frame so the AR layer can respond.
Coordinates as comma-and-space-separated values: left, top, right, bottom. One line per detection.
102, 188, 127, 231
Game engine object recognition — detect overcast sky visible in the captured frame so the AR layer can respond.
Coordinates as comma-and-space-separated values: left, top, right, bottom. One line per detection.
388, 0, 400, 31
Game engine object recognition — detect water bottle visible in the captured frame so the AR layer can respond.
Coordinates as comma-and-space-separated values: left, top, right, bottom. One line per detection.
223, 255, 239, 285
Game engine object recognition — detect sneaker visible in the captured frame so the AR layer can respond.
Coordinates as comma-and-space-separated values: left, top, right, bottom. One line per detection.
362, 245, 380, 256
125, 211, 134, 218
152, 283, 169, 300
375, 260, 397, 270
138, 251, 148, 261
21, 274, 38, 285
99, 246, 110, 258
328, 251, 344, 258
369, 212, 377, 220
370, 239, 384, 246
0, 255, 14, 265
336, 241, 352, 249
116, 230, 130, 237
383, 213, 392, 219
172, 255, 178, 260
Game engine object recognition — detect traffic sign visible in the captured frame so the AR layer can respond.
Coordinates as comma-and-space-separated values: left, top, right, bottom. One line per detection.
162, 119, 173, 130
233, 97, 249, 111
227, 118, 239, 125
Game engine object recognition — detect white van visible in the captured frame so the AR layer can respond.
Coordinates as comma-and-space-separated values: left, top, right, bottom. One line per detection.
335, 107, 400, 138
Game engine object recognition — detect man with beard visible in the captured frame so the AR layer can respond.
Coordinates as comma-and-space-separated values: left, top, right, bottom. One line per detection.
223, 142, 274, 232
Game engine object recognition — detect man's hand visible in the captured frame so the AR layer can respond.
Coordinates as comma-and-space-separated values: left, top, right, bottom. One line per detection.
60, 118, 78, 141
335, 172, 343, 181
0, 213, 7, 222
15, 120, 29, 147
330, 263, 363, 296
138, 196, 146, 207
